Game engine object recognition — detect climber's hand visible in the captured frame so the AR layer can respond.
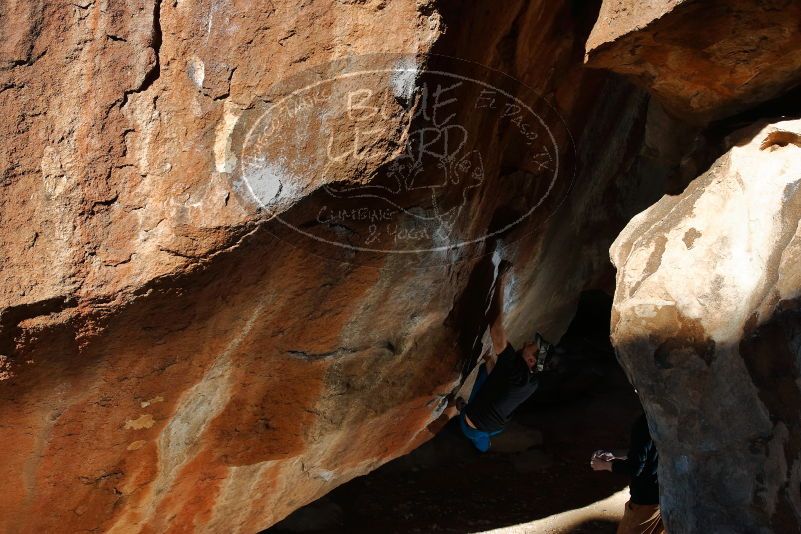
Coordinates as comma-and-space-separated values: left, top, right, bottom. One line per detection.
426, 413, 450, 435
590, 450, 614, 471
590, 457, 613, 472
592, 449, 615, 462
497, 259, 513, 278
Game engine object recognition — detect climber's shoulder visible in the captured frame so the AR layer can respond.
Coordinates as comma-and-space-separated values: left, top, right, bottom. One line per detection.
494, 343, 518, 369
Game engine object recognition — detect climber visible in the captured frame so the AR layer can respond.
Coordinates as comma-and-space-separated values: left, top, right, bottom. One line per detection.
591, 412, 664, 534
453, 260, 553, 452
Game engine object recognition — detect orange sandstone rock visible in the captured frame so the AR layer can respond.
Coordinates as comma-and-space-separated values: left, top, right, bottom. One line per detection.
0, 0, 687, 531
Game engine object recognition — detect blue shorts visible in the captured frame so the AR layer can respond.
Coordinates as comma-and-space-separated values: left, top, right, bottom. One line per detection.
459, 364, 503, 452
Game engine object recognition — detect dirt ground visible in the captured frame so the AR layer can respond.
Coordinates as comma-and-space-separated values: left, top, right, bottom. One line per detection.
268, 358, 641, 534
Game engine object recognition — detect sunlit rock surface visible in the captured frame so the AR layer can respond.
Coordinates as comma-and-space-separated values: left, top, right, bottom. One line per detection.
585, 0, 801, 123
0, 0, 689, 531
611, 119, 801, 533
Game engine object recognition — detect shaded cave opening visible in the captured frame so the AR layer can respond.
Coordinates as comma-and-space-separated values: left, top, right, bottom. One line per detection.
267, 290, 642, 534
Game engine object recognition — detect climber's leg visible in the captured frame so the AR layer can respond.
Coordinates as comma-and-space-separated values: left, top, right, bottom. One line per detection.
459, 412, 492, 452
467, 364, 488, 404
427, 363, 490, 436
457, 364, 504, 451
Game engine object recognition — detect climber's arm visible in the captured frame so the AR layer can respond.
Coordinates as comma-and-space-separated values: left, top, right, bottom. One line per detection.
612, 416, 651, 477
488, 261, 512, 357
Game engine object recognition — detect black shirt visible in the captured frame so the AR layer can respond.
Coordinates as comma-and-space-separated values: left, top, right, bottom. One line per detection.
464, 343, 539, 433
612, 413, 660, 505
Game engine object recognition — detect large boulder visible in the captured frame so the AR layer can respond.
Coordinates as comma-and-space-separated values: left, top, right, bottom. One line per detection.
585, 0, 801, 123
611, 119, 801, 532
0, 0, 688, 531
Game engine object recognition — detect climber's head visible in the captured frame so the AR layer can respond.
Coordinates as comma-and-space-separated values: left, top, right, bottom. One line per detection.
520, 340, 538, 370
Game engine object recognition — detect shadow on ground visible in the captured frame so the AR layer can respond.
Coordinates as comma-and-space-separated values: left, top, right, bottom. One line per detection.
268, 367, 637, 533
565, 519, 619, 533
268, 291, 639, 533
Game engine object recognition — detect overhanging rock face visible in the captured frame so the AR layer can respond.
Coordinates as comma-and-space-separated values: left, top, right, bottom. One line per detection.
1, 2, 448, 529
585, 0, 801, 123
611, 120, 801, 532
0, 1, 685, 531
0, 0, 443, 308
